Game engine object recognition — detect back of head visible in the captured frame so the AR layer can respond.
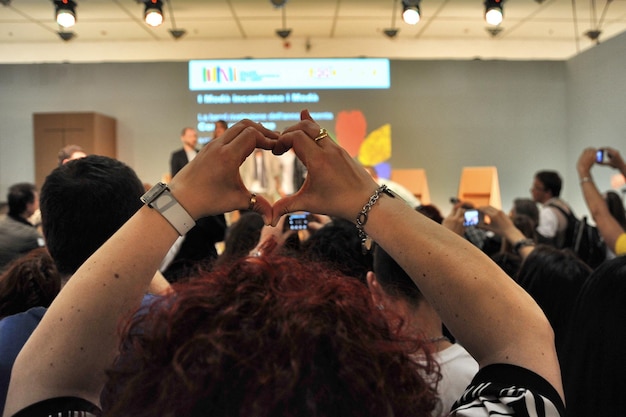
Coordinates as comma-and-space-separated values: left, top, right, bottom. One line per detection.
560, 256, 626, 417
57, 144, 86, 166
215, 212, 265, 266
512, 198, 539, 225
7, 183, 36, 217
416, 205, 444, 224
0, 247, 61, 318
373, 244, 423, 306
103, 255, 437, 417
516, 245, 591, 340
605, 190, 626, 230
534, 171, 562, 197
40, 155, 144, 276
300, 218, 373, 284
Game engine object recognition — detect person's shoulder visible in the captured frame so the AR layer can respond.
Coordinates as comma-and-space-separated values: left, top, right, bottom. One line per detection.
0, 306, 46, 332
452, 363, 565, 417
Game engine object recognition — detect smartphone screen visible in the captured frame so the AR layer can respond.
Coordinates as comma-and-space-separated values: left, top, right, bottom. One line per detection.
288, 213, 309, 230
463, 209, 480, 227
596, 149, 610, 164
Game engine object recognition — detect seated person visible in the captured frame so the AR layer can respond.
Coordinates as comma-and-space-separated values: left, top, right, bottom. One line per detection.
4, 111, 564, 417
367, 244, 479, 416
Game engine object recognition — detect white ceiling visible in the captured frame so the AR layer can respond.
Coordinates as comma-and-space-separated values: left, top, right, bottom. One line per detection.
0, 0, 625, 63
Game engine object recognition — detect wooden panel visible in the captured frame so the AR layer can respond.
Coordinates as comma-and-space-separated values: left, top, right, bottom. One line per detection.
391, 168, 430, 205
457, 166, 502, 209
34, 112, 117, 190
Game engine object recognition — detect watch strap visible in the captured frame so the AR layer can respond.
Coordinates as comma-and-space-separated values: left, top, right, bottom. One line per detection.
141, 183, 195, 236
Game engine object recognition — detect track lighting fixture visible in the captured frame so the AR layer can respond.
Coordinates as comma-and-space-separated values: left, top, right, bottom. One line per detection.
402, 0, 421, 25
484, 0, 503, 26
144, 0, 164, 27
54, 0, 77, 28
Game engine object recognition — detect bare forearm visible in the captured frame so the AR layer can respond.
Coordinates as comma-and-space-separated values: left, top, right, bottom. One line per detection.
362, 195, 562, 396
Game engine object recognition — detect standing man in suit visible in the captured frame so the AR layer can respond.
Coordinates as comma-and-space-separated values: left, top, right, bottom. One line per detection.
165, 126, 227, 282
170, 127, 199, 178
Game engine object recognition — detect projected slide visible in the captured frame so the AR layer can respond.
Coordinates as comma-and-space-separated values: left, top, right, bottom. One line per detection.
189, 58, 394, 173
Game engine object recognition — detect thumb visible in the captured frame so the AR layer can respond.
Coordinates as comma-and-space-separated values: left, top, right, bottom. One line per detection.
271, 194, 306, 226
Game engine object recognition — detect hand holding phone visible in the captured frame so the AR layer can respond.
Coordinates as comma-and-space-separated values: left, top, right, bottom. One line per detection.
596, 149, 611, 164
287, 212, 311, 230
463, 209, 480, 227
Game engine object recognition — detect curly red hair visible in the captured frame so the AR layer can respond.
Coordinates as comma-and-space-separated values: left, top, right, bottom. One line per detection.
103, 255, 438, 417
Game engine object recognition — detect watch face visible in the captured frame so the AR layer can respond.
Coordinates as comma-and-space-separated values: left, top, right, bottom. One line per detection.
141, 182, 167, 205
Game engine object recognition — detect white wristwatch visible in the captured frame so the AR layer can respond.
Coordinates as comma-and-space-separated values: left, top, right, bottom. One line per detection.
141, 182, 196, 236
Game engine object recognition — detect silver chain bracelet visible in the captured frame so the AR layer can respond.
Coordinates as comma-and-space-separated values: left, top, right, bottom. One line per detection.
355, 184, 391, 254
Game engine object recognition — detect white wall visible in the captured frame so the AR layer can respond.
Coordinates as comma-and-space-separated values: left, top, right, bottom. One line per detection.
0, 32, 624, 217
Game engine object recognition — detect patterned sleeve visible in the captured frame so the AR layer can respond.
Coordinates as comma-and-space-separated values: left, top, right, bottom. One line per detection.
450, 364, 565, 417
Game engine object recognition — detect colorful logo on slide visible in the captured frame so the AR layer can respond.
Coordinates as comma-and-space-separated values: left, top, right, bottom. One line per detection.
202, 66, 238, 83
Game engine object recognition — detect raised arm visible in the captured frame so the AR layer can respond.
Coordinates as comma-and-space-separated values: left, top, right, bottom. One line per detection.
3, 121, 278, 417
273, 110, 563, 400
577, 147, 625, 252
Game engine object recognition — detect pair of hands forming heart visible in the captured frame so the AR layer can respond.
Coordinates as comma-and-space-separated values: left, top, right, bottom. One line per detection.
168, 109, 380, 227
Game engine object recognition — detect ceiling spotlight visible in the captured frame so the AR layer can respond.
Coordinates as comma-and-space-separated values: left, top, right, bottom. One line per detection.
484, 0, 503, 26
402, 0, 421, 25
54, 0, 77, 28
270, 0, 288, 7
383, 28, 399, 38
57, 31, 76, 41
144, 0, 164, 27
169, 29, 186, 40
276, 29, 292, 39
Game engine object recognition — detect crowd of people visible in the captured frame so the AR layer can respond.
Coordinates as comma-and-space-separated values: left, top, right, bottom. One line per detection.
0, 110, 625, 417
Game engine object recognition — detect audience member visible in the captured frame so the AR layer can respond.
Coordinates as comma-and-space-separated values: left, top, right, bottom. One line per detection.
0, 183, 44, 272
4, 112, 564, 417
57, 144, 86, 166
559, 256, 626, 417
605, 191, 626, 230
577, 147, 626, 256
165, 126, 227, 282
368, 244, 479, 417
300, 217, 373, 284
212, 119, 228, 140
530, 170, 573, 247
416, 204, 444, 224
477, 205, 537, 260
214, 211, 265, 267
0, 155, 165, 414
511, 197, 540, 227
516, 244, 591, 351
364, 165, 421, 208
0, 248, 60, 319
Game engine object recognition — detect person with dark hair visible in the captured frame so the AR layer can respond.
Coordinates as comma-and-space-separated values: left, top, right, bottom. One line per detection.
511, 197, 540, 227
516, 244, 591, 351
367, 244, 478, 416
212, 119, 228, 140
0, 183, 44, 271
300, 217, 373, 284
605, 191, 626, 231
531, 170, 572, 247
56, 144, 86, 166
0, 155, 169, 415
0, 248, 60, 319
577, 147, 626, 255
416, 204, 444, 224
559, 256, 626, 417
214, 211, 265, 267
4, 112, 564, 417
